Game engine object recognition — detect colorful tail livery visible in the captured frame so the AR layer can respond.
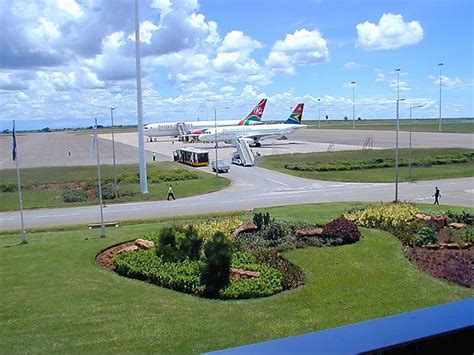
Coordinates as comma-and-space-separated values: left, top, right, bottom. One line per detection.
284, 103, 304, 124
238, 98, 267, 125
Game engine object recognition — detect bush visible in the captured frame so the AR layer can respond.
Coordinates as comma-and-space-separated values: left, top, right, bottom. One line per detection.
322, 217, 361, 244
412, 227, 437, 246
101, 183, 117, 200
155, 227, 187, 262
118, 172, 139, 184
447, 210, 473, 225
148, 169, 199, 183
254, 251, 305, 290
114, 249, 205, 295
344, 203, 419, 230
62, 189, 86, 203
220, 264, 283, 299
0, 183, 17, 192
193, 218, 242, 243
180, 226, 202, 261
201, 232, 231, 298
253, 212, 271, 230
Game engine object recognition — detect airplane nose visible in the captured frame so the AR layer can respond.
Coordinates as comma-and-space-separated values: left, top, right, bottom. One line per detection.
198, 133, 207, 141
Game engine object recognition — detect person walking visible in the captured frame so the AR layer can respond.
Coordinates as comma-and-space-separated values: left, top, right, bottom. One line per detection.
152, 152, 156, 162
167, 184, 175, 200
433, 187, 441, 205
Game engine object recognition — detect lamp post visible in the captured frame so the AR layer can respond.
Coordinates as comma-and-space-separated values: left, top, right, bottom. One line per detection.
134, 0, 148, 193
351, 81, 356, 129
395, 97, 405, 202
214, 106, 229, 177
408, 105, 423, 179
109, 107, 118, 196
438, 62, 444, 132
317, 98, 321, 128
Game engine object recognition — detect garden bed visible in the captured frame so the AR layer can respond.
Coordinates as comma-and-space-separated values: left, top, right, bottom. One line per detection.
345, 203, 473, 288
105, 213, 362, 300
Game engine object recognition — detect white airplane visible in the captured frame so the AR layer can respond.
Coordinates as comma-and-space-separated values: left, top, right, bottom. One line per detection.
198, 103, 306, 147
143, 99, 267, 139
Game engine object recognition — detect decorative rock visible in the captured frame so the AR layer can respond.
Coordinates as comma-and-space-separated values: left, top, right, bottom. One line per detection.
232, 222, 258, 237
296, 228, 323, 237
135, 238, 155, 249
460, 242, 472, 249
230, 268, 261, 281
118, 245, 139, 254
449, 222, 467, 230
445, 242, 461, 250
423, 244, 440, 250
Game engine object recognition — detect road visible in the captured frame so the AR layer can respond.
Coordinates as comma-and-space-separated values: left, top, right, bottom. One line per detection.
1, 164, 472, 231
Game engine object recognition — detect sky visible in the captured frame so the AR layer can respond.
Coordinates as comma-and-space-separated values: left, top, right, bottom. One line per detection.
0, 0, 473, 130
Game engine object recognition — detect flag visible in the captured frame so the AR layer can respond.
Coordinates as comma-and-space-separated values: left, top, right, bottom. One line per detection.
91, 125, 97, 156
12, 121, 17, 161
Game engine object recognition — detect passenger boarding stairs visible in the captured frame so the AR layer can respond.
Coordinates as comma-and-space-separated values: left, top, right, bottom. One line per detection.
176, 122, 187, 140
236, 138, 255, 166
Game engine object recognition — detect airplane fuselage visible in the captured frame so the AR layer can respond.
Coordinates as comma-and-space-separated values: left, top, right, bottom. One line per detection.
144, 120, 241, 137
198, 124, 306, 143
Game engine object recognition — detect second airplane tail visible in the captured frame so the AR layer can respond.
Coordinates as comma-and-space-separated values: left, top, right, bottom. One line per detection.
284, 103, 304, 124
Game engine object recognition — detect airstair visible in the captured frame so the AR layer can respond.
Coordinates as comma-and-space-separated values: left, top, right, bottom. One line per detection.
176, 122, 187, 141
236, 138, 255, 166
362, 136, 373, 150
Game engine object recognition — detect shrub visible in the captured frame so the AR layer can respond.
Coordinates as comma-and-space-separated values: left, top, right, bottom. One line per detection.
118, 172, 139, 184
220, 264, 283, 299
447, 210, 473, 225
148, 169, 199, 183
412, 227, 437, 246
253, 212, 271, 230
180, 226, 202, 261
344, 203, 419, 230
201, 232, 231, 298
0, 183, 17, 192
114, 249, 205, 294
193, 218, 242, 243
101, 183, 117, 200
155, 227, 186, 262
322, 217, 360, 244
62, 189, 86, 202
254, 251, 305, 290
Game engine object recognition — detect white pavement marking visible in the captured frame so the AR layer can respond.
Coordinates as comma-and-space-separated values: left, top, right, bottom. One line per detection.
465, 189, 474, 193
34, 213, 80, 219
265, 178, 290, 187
0, 217, 15, 221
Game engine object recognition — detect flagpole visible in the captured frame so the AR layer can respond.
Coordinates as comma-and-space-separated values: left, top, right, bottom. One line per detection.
13, 120, 27, 244
94, 118, 106, 238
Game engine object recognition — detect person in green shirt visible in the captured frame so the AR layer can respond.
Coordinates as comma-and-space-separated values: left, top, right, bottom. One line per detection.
167, 185, 175, 200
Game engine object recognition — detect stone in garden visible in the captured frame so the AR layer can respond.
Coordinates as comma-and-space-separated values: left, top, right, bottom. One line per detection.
232, 222, 258, 237
296, 228, 323, 237
445, 243, 461, 250
135, 239, 155, 249
449, 222, 467, 229
118, 245, 139, 254
230, 268, 261, 280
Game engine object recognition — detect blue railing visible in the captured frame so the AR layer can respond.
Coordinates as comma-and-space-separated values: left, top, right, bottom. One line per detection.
208, 298, 474, 354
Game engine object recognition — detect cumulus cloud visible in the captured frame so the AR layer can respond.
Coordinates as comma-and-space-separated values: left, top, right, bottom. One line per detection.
356, 13, 424, 50
429, 74, 465, 88
344, 61, 365, 69
266, 29, 329, 74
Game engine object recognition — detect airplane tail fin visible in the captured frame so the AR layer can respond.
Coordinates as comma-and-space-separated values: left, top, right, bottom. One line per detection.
284, 103, 304, 124
238, 98, 267, 125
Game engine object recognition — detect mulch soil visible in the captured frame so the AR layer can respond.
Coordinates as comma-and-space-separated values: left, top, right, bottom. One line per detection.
96, 241, 135, 270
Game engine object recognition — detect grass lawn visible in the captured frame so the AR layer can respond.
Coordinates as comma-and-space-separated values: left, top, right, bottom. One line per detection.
304, 119, 474, 134
257, 148, 474, 183
0, 162, 230, 211
1, 203, 472, 354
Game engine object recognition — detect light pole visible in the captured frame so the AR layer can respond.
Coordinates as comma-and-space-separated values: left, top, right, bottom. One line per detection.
408, 105, 423, 179
110, 107, 118, 196
438, 62, 444, 132
317, 98, 321, 128
134, 0, 148, 193
351, 81, 356, 129
214, 106, 229, 177
395, 97, 405, 202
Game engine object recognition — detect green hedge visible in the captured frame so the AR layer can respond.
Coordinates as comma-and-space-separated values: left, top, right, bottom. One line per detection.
284, 152, 474, 172
118, 169, 199, 184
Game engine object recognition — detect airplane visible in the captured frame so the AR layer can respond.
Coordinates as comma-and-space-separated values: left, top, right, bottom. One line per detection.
143, 99, 267, 140
198, 103, 306, 147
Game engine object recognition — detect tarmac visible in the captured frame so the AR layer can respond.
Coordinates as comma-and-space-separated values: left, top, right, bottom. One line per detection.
1, 128, 471, 170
